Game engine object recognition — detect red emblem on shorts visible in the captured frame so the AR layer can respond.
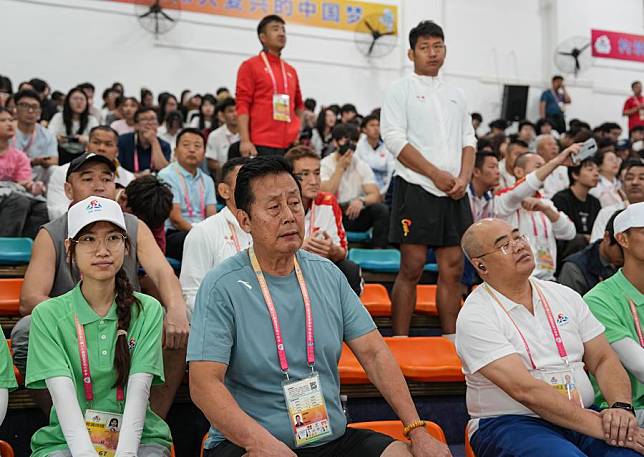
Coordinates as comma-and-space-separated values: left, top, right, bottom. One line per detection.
401, 219, 412, 237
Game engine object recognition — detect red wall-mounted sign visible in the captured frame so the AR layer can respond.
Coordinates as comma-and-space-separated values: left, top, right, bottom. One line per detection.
591, 29, 644, 63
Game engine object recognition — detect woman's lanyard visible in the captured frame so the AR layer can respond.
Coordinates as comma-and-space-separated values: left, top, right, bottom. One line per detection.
226, 221, 241, 252
627, 298, 644, 348
174, 164, 205, 219
249, 247, 314, 379
260, 51, 288, 94
74, 315, 124, 402
517, 208, 549, 241
484, 282, 570, 370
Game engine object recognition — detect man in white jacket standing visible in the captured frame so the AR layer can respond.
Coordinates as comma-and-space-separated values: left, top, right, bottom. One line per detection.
381, 20, 476, 338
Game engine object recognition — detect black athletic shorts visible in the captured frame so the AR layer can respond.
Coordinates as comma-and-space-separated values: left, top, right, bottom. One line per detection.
204, 428, 395, 457
389, 176, 473, 247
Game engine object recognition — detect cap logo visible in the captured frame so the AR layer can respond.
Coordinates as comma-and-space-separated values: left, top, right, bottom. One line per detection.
86, 199, 103, 214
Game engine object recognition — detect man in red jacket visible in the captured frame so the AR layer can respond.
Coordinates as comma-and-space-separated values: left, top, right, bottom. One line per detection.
236, 15, 304, 157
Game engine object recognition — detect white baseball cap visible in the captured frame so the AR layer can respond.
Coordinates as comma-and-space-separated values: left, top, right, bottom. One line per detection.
613, 201, 644, 235
68, 196, 127, 239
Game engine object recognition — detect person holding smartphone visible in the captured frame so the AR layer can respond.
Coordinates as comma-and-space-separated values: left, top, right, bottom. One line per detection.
320, 123, 389, 249
26, 196, 172, 457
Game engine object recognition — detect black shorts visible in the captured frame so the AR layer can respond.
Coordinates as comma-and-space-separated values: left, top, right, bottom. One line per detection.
205, 428, 395, 457
389, 176, 473, 247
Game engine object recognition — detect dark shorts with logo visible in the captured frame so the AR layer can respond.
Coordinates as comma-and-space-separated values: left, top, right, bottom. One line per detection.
389, 176, 473, 247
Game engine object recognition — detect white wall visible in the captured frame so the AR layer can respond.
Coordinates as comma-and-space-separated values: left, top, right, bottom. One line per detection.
1, 0, 642, 133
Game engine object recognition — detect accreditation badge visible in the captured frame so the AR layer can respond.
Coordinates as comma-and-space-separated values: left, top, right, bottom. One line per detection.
84, 409, 122, 456
534, 368, 583, 407
534, 244, 555, 275
282, 372, 332, 447
273, 93, 291, 122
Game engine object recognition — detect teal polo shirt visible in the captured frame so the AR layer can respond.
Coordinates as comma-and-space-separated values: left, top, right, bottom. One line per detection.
187, 249, 376, 449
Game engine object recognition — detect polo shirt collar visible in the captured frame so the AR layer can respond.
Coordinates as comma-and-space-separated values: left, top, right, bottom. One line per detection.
615, 269, 644, 307
174, 163, 202, 180
483, 281, 540, 312
72, 283, 118, 325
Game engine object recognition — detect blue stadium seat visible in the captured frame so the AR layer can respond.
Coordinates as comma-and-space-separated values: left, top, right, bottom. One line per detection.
166, 257, 181, 272
216, 202, 225, 212
346, 230, 372, 243
424, 263, 438, 272
348, 248, 400, 273
0, 237, 33, 265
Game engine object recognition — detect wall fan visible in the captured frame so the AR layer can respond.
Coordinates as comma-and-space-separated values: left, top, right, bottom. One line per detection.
135, 0, 180, 37
354, 12, 398, 58
554, 36, 591, 77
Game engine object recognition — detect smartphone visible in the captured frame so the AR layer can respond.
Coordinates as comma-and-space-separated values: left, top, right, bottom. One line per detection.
571, 138, 597, 165
338, 141, 356, 156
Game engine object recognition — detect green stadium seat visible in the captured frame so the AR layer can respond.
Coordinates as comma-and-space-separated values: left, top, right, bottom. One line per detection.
0, 237, 33, 265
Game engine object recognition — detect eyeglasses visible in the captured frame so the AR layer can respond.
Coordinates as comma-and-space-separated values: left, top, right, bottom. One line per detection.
71, 233, 127, 252
473, 233, 529, 258
17, 103, 41, 112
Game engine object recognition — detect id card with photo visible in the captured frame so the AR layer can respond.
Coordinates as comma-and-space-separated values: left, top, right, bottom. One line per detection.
273, 94, 291, 122
282, 372, 332, 447
535, 368, 583, 407
535, 246, 555, 274
84, 409, 122, 456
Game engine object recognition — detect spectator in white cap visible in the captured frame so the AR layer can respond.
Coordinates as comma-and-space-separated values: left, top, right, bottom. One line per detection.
585, 201, 644, 426
25, 196, 172, 457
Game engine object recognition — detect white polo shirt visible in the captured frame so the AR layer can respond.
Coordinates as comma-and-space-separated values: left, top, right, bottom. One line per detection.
456, 279, 605, 435
320, 153, 377, 204
206, 124, 240, 165
380, 73, 476, 197
179, 206, 252, 316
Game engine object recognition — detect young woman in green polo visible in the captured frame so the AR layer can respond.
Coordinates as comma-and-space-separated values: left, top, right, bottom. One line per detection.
26, 196, 172, 457
0, 330, 18, 427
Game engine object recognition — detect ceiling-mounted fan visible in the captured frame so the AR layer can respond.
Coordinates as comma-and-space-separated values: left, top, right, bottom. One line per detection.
135, 0, 180, 37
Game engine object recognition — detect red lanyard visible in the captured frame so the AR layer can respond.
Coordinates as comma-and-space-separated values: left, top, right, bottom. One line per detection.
226, 221, 241, 252
627, 298, 644, 348
74, 315, 124, 402
133, 134, 140, 173
484, 281, 569, 369
174, 165, 205, 219
260, 51, 288, 94
249, 247, 314, 376
517, 209, 549, 241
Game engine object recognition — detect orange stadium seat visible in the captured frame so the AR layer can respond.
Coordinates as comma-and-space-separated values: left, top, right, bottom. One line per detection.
415, 285, 438, 316
384, 337, 464, 382
0, 440, 14, 457
6, 339, 23, 387
170, 445, 175, 457
200, 433, 208, 457
360, 284, 391, 317
465, 426, 476, 457
0, 278, 23, 316
349, 420, 447, 443
338, 343, 369, 384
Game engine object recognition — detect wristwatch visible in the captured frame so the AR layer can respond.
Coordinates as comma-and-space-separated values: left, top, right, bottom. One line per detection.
610, 402, 636, 416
